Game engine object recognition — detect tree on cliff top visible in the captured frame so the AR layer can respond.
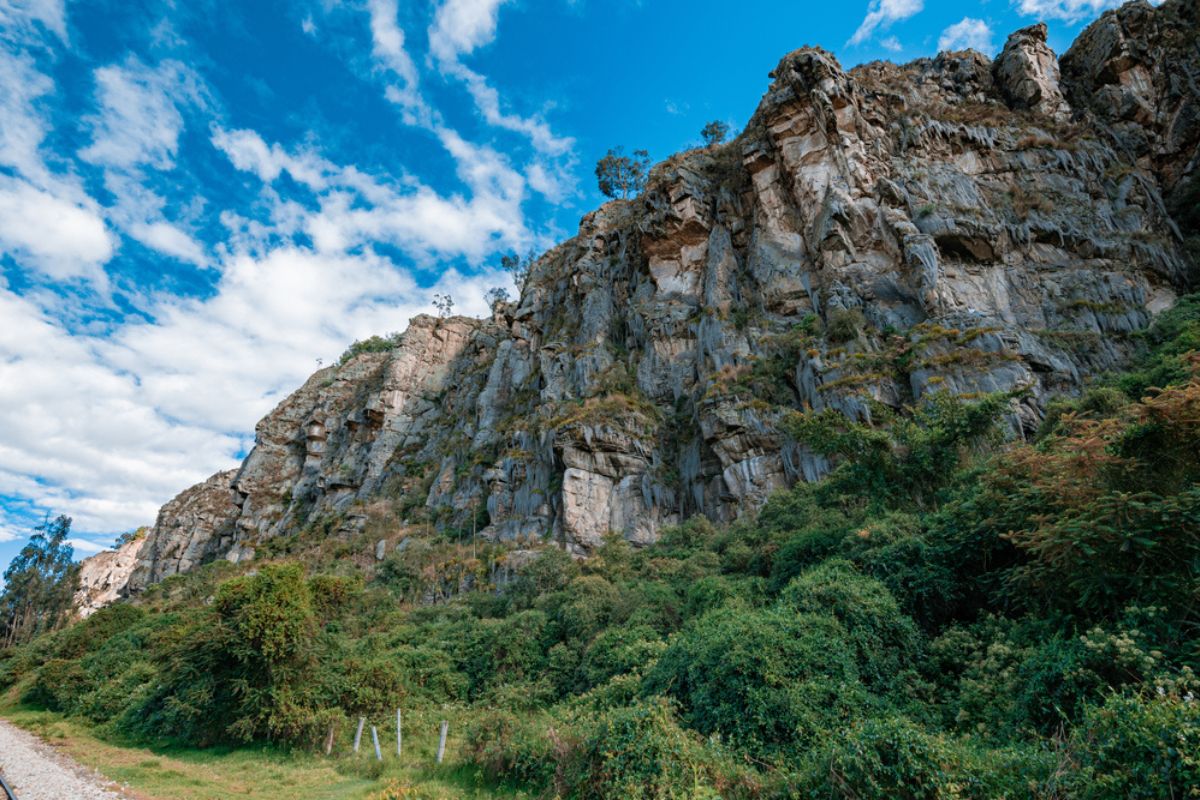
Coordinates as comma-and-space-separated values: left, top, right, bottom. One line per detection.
700, 120, 729, 146
595, 147, 650, 199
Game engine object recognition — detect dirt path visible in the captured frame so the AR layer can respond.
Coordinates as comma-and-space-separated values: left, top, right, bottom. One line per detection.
0, 717, 131, 800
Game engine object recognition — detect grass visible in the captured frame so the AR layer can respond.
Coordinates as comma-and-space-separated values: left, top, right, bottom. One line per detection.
0, 697, 525, 800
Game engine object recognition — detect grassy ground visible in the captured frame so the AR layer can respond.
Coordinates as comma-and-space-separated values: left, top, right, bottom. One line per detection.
0, 697, 524, 800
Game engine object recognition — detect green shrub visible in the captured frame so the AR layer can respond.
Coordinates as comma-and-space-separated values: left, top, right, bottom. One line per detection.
572, 700, 754, 800
578, 625, 666, 690
797, 715, 1052, 799
23, 657, 89, 712
338, 333, 402, 365
643, 606, 864, 757
464, 708, 571, 791
778, 559, 921, 690
825, 308, 865, 343
1062, 691, 1200, 799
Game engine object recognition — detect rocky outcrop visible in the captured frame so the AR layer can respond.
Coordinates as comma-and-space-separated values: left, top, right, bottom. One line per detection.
125, 469, 239, 592
114, 1, 1197, 597
994, 23, 1072, 120
74, 534, 146, 618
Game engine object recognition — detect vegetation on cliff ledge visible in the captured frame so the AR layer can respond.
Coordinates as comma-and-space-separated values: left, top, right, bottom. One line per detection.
2, 298, 1200, 799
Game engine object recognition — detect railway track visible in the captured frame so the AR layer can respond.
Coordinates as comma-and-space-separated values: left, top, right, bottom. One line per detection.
0, 771, 18, 800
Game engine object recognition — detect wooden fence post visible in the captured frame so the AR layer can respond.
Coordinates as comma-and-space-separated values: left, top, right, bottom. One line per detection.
436, 719, 448, 764
396, 709, 402, 757
371, 725, 382, 761
323, 720, 335, 756
353, 716, 365, 754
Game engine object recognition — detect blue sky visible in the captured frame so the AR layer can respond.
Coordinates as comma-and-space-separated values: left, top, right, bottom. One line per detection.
0, 0, 1147, 575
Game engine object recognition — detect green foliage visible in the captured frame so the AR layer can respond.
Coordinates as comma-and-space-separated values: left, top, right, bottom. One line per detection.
595, 147, 650, 199
572, 700, 748, 800
700, 120, 729, 146
464, 708, 567, 791
787, 391, 1010, 510
644, 607, 864, 757
824, 307, 865, 343
779, 560, 921, 690
1062, 690, 1200, 799
338, 333, 402, 365
1118, 294, 1200, 397
797, 714, 1053, 799
1, 515, 78, 647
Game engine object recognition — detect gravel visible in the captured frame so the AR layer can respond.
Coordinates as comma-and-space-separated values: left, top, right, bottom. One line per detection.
0, 718, 128, 800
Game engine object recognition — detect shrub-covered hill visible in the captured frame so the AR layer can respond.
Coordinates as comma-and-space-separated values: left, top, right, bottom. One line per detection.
4, 297, 1200, 799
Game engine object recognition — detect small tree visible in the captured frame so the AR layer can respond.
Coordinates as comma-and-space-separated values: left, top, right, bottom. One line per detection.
595, 147, 650, 199
432, 293, 454, 318
501, 251, 529, 290
701, 120, 729, 146
484, 286, 510, 312
1, 515, 78, 647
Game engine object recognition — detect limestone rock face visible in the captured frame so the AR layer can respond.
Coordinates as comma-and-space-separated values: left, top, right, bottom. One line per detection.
126, 469, 239, 592
115, 1, 1198, 596
994, 23, 1071, 120
74, 534, 146, 618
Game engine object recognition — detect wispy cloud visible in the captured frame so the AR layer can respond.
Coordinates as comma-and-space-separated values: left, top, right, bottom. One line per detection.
80, 57, 208, 266
0, 2, 113, 283
67, 538, 109, 554
427, 0, 574, 156
848, 0, 924, 46
0, 0, 67, 43
938, 17, 993, 53
367, 0, 429, 125
1014, 0, 1163, 24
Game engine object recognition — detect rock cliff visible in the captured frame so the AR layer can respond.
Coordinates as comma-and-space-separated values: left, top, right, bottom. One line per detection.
74, 534, 146, 618
107, 0, 1197, 596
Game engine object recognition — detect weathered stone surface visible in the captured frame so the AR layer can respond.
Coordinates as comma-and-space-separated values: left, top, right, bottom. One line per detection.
106, 1, 1198, 601
126, 469, 239, 593
994, 23, 1071, 120
74, 534, 146, 618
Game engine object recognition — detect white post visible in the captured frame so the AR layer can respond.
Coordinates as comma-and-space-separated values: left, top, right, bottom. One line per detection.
436, 719, 449, 764
396, 709, 402, 757
353, 716, 365, 754
371, 725, 382, 761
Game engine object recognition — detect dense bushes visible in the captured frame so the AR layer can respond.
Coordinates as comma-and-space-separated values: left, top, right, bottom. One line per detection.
5, 298, 1200, 797
644, 606, 864, 757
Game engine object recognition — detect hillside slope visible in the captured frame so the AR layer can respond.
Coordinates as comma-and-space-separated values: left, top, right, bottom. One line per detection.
121, 0, 1199, 592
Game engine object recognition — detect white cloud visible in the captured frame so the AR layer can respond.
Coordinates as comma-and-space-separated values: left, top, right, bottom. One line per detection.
938, 17, 993, 53
80, 58, 201, 171
428, 0, 509, 63
213, 126, 529, 261
0, 175, 114, 282
0, 48, 54, 184
1014, 0, 1162, 24
848, 0, 924, 46
426, 0, 574, 156
67, 538, 108, 554
367, 0, 429, 125
129, 220, 206, 265
0, 243, 510, 537
880, 36, 903, 52
0, 0, 67, 43
210, 127, 335, 189
78, 57, 208, 265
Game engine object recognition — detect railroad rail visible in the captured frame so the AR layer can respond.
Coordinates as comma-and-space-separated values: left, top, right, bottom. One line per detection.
0, 771, 17, 800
